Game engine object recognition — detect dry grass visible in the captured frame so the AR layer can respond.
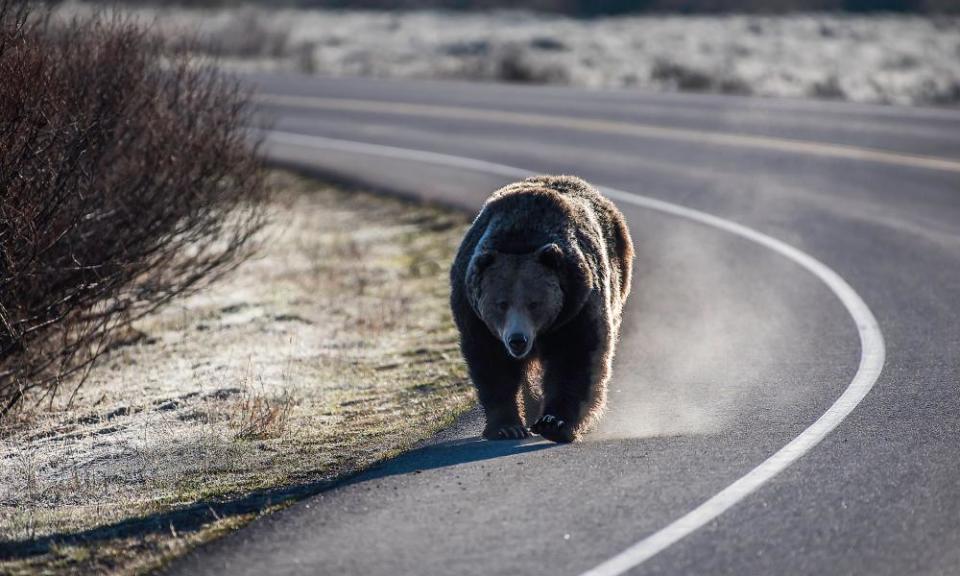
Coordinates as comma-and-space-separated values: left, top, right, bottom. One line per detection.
0, 171, 473, 575
231, 387, 294, 441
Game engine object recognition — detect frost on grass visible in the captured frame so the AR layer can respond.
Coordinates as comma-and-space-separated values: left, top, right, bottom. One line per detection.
0, 171, 472, 574
56, 3, 960, 106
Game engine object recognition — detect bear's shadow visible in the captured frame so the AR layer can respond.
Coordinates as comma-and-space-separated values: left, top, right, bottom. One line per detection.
358, 435, 554, 482
0, 434, 553, 561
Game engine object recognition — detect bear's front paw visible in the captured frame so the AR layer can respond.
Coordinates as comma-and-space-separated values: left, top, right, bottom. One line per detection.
482, 423, 530, 440
531, 414, 575, 443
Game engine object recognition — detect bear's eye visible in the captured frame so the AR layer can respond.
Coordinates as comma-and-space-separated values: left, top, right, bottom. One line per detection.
528, 301, 540, 311
496, 301, 509, 312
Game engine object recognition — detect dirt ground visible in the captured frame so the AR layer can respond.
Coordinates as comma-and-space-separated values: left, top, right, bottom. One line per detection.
0, 171, 473, 575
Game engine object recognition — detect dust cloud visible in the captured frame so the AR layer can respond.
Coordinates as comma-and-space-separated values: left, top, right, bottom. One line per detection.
592, 212, 841, 441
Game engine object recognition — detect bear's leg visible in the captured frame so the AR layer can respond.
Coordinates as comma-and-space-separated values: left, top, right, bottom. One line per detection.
520, 361, 543, 427
534, 316, 611, 443
460, 319, 530, 440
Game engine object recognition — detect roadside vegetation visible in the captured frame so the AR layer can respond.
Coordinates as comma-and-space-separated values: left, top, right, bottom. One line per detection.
0, 3, 472, 573
0, 1, 265, 416
56, 3, 960, 106
0, 171, 473, 574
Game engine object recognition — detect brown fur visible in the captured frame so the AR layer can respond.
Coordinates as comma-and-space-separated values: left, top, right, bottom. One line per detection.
450, 175, 633, 442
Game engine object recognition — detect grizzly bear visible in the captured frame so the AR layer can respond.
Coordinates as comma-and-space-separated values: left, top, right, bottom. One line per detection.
450, 175, 633, 443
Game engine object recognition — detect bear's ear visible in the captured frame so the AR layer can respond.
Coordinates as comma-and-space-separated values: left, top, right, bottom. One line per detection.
536, 243, 563, 269
471, 250, 496, 273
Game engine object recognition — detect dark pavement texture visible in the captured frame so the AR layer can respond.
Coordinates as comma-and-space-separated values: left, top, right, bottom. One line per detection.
164, 73, 960, 576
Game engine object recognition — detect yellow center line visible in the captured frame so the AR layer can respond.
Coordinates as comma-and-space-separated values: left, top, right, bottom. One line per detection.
255, 93, 960, 174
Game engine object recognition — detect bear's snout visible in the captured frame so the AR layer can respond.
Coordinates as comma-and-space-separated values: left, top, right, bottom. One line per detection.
502, 307, 535, 359
506, 332, 529, 357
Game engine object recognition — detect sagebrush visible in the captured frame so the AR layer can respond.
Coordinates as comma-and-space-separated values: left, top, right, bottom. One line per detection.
0, 1, 266, 415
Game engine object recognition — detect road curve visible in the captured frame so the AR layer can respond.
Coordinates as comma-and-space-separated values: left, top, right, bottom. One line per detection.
164, 73, 960, 576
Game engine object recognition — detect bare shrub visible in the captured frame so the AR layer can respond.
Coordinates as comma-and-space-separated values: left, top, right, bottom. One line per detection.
495, 43, 570, 84
650, 58, 752, 95
809, 74, 847, 99
0, 1, 267, 415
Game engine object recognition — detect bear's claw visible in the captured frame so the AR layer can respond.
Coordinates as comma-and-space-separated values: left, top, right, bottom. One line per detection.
484, 424, 530, 440
531, 414, 575, 443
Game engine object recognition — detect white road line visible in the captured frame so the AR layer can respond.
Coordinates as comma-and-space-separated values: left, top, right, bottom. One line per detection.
582, 193, 885, 576
263, 130, 887, 575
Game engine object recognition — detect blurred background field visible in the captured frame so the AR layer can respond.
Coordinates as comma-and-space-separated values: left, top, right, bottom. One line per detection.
56, 1, 960, 106
57, 0, 960, 14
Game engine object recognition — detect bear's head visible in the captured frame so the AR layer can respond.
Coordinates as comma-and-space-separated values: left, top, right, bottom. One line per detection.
466, 243, 567, 359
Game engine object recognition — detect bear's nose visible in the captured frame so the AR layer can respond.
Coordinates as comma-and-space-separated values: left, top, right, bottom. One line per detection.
507, 333, 528, 355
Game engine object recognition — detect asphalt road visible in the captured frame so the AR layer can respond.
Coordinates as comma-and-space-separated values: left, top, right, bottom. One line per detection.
165, 73, 960, 576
